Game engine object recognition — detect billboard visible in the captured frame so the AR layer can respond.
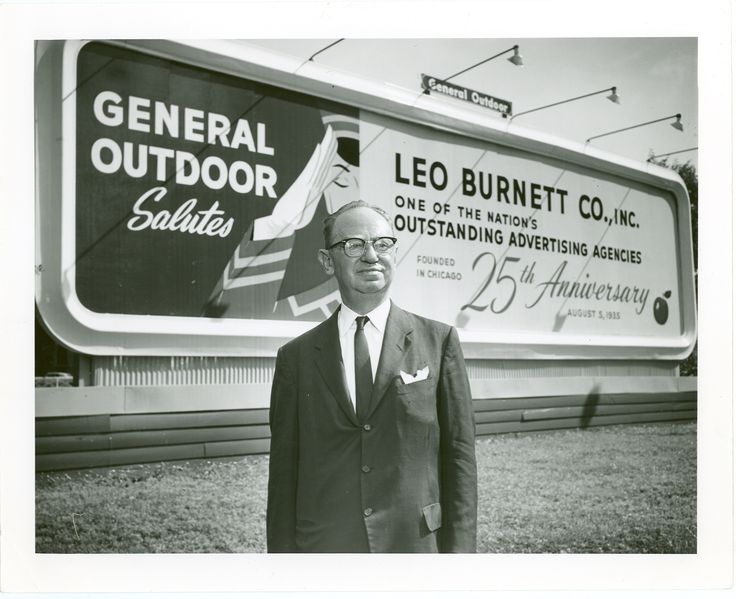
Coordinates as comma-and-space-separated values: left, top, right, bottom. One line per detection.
36, 40, 696, 358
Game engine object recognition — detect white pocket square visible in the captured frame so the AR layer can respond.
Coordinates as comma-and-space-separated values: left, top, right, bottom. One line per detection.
400, 366, 429, 384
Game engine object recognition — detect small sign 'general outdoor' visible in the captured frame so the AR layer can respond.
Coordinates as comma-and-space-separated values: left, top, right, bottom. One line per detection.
421, 74, 512, 116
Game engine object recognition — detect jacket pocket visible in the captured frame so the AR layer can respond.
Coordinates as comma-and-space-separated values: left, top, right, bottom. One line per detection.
396, 376, 434, 395
422, 502, 442, 532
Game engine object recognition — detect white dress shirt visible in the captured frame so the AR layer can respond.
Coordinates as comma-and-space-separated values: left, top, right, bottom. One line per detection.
337, 299, 391, 409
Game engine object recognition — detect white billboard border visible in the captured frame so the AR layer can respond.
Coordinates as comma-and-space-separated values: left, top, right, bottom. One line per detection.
35, 38, 697, 359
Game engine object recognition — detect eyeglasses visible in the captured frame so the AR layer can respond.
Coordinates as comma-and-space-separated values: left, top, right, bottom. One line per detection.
327, 237, 397, 257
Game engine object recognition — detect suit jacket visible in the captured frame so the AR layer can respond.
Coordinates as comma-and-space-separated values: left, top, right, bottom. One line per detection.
266, 302, 477, 553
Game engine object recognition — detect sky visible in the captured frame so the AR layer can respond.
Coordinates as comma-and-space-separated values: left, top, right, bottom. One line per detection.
246, 38, 698, 169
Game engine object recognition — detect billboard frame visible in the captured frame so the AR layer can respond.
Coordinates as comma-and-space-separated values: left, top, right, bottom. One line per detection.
35, 39, 697, 359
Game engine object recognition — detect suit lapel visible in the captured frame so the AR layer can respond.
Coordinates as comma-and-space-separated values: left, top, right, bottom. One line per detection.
366, 303, 413, 419
314, 309, 360, 426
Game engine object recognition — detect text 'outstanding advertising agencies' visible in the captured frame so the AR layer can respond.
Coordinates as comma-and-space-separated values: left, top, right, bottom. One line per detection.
356, 113, 682, 338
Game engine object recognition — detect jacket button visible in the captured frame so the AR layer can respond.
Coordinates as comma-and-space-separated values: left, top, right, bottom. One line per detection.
363, 424, 372, 431
361, 465, 371, 473
363, 507, 373, 517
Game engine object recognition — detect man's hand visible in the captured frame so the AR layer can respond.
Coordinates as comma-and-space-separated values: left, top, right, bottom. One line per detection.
253, 126, 338, 240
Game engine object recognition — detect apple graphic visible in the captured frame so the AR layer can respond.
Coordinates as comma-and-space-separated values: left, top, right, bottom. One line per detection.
653, 290, 671, 325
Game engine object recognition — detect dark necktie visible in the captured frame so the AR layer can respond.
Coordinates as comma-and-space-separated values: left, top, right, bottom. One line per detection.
354, 315, 373, 420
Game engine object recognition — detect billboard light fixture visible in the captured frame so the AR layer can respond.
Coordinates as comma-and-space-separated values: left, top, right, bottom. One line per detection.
607, 87, 621, 104
507, 46, 524, 67
307, 38, 345, 62
509, 86, 620, 121
423, 44, 523, 95
647, 146, 698, 162
587, 113, 684, 143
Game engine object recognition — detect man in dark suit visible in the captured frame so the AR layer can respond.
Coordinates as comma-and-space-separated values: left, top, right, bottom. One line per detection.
267, 201, 477, 553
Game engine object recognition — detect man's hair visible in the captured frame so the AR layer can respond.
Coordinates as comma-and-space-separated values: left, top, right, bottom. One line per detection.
322, 201, 394, 247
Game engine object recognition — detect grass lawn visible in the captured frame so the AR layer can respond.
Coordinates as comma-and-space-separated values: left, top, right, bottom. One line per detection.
36, 422, 696, 553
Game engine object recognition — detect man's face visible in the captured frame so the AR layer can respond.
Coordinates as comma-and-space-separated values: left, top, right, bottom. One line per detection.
319, 207, 397, 300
